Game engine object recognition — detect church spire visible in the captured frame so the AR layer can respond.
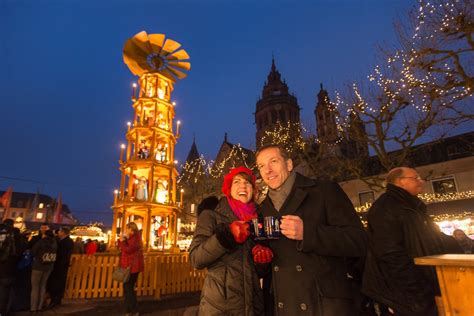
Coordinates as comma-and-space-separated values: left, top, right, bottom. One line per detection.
262, 57, 289, 98
315, 82, 338, 144
255, 57, 301, 149
185, 137, 200, 163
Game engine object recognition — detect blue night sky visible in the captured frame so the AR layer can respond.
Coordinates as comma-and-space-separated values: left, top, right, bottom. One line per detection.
0, 0, 416, 225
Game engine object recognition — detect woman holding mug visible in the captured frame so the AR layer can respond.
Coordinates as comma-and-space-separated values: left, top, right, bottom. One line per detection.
189, 166, 273, 315
118, 222, 144, 316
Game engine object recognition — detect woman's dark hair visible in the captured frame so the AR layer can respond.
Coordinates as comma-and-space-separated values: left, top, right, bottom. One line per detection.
126, 222, 139, 232
234, 172, 253, 184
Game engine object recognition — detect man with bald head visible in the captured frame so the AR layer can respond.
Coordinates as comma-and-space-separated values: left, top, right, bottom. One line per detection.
362, 167, 462, 316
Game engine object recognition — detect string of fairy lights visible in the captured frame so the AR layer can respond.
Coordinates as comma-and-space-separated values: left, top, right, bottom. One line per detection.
355, 190, 474, 219
178, 143, 255, 185
178, 0, 473, 222
260, 121, 307, 151
319, 0, 473, 146
178, 122, 308, 185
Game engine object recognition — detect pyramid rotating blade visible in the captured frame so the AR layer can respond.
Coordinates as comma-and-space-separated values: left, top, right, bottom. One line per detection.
168, 61, 191, 71
123, 55, 145, 76
148, 34, 166, 54
123, 48, 148, 68
169, 49, 190, 61
124, 39, 149, 60
161, 39, 181, 56
160, 68, 177, 82
166, 65, 188, 79
130, 31, 153, 55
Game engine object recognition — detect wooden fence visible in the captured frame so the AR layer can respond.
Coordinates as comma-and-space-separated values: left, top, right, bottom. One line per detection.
65, 252, 206, 299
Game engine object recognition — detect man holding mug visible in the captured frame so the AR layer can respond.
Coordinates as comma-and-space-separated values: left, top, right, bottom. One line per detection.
255, 144, 367, 316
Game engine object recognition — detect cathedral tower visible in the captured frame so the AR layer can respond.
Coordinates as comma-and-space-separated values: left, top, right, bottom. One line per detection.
255, 58, 301, 148
315, 83, 342, 157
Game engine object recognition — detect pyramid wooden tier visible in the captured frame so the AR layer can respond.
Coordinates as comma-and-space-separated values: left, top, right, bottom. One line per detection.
112, 200, 180, 251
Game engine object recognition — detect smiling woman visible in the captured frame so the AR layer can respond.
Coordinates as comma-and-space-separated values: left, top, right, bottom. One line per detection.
230, 174, 254, 203
188, 166, 273, 315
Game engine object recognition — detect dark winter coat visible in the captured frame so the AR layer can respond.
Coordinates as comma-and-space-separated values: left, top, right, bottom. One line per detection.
259, 173, 367, 316
189, 198, 264, 316
0, 225, 25, 279
362, 184, 463, 315
31, 236, 57, 272
48, 236, 74, 294
119, 232, 144, 274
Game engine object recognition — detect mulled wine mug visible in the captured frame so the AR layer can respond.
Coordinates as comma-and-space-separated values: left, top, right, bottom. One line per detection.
248, 216, 281, 240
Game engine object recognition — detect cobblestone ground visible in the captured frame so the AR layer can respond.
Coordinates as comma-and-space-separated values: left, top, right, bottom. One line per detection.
13, 292, 200, 316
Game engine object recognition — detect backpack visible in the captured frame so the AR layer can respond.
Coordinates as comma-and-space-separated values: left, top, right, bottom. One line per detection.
37, 238, 57, 264
0, 224, 15, 262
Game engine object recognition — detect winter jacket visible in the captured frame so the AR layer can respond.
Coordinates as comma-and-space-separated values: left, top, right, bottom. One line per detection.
0, 226, 25, 279
362, 184, 463, 315
189, 198, 264, 316
85, 241, 97, 255
118, 232, 144, 274
31, 236, 57, 272
259, 173, 367, 316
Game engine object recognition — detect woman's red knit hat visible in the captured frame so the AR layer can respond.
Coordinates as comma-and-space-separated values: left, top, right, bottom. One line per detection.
221, 166, 256, 197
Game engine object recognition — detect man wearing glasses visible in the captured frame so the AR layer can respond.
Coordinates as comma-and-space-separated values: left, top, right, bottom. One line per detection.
362, 167, 462, 316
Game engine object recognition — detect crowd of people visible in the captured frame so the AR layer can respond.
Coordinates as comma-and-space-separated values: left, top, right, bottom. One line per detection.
0, 223, 74, 315
1, 143, 472, 316
189, 143, 472, 316
71, 237, 107, 255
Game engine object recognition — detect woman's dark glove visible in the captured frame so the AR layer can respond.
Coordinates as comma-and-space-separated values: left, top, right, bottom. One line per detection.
215, 223, 237, 250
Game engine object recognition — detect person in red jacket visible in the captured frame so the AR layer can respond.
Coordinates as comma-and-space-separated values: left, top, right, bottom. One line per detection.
84, 239, 97, 255
118, 222, 144, 316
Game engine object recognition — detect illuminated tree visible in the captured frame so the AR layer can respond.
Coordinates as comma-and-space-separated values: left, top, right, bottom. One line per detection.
323, 0, 474, 188
178, 143, 255, 213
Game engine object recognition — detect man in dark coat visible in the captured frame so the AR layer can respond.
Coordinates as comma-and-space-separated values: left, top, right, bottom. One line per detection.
255, 144, 367, 316
47, 226, 74, 308
362, 167, 462, 316
0, 219, 25, 316
28, 223, 50, 249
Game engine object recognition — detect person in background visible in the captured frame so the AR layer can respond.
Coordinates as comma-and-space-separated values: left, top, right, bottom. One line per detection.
84, 239, 97, 255
452, 229, 473, 254
28, 223, 50, 249
362, 167, 463, 316
10, 229, 31, 313
72, 237, 84, 254
0, 219, 24, 316
47, 227, 74, 309
98, 240, 107, 252
30, 230, 57, 314
189, 166, 272, 315
118, 222, 144, 316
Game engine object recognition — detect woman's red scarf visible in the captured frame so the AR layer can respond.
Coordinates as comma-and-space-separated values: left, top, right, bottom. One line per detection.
227, 196, 257, 221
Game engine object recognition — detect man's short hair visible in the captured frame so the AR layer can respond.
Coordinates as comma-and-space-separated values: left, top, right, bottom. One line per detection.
60, 226, 71, 235
255, 143, 290, 161
3, 219, 14, 227
385, 167, 405, 185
